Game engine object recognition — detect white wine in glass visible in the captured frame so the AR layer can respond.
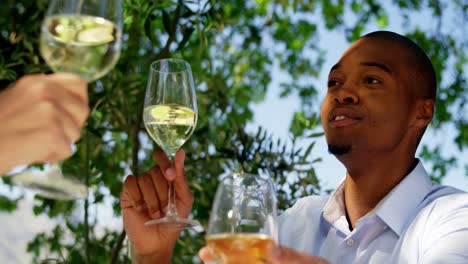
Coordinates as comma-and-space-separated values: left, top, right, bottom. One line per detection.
206, 173, 278, 264
40, 14, 121, 81
11, 0, 122, 200
143, 104, 197, 157
143, 59, 200, 228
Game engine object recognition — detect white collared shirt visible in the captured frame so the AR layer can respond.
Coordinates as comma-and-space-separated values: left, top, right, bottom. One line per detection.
279, 161, 468, 263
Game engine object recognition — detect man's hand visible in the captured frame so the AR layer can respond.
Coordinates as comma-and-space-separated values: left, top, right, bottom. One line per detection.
121, 149, 193, 264
0, 73, 88, 175
198, 245, 329, 264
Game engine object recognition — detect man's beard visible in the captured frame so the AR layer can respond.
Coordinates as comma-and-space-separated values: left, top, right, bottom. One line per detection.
328, 144, 351, 155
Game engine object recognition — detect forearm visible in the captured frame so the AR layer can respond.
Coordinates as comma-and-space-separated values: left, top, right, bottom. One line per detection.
131, 245, 173, 264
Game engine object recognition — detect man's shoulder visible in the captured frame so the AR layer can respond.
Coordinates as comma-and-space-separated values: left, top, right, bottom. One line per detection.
410, 185, 468, 231
393, 186, 468, 262
420, 184, 467, 211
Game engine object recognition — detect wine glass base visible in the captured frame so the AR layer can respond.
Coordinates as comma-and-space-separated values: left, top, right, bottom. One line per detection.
145, 215, 203, 232
11, 168, 88, 200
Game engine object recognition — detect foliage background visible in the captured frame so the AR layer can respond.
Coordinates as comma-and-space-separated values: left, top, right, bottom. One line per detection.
0, 0, 466, 262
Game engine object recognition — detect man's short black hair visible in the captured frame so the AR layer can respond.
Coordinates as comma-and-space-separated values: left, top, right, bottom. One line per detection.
361, 31, 437, 102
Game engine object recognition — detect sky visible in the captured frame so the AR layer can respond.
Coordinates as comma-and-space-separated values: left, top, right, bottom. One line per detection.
0, 190, 124, 263
1, 1, 467, 262
0, 194, 55, 263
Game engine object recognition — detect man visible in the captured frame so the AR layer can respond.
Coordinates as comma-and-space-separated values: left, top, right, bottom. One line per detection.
0, 73, 89, 175
121, 31, 468, 263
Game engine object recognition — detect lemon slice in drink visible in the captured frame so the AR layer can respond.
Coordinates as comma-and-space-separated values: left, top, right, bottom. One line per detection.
77, 25, 114, 44
148, 105, 196, 125
52, 21, 77, 43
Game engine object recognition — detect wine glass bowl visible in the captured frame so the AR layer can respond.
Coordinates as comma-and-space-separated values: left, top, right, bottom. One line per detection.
143, 58, 199, 228
206, 173, 278, 264
39, 14, 121, 82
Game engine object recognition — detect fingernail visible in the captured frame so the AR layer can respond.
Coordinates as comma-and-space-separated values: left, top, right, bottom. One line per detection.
151, 211, 161, 218
166, 167, 176, 180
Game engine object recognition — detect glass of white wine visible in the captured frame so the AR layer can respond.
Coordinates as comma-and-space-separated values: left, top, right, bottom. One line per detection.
143, 58, 200, 228
12, 0, 122, 200
206, 173, 278, 264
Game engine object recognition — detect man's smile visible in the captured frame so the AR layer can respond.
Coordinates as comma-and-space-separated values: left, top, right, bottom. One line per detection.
328, 107, 363, 128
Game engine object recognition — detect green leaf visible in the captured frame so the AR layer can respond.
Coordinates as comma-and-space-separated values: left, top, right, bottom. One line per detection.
0, 195, 19, 212
376, 12, 388, 27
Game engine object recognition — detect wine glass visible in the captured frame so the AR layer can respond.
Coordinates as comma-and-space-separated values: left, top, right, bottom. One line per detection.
143, 58, 199, 228
12, 0, 122, 200
206, 173, 278, 264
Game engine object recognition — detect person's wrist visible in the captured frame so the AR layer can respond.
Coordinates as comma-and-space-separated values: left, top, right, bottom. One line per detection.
131, 244, 172, 264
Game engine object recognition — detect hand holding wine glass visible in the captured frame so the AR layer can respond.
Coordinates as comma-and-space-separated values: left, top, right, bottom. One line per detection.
12, 0, 122, 200
201, 173, 329, 264
0, 73, 88, 175
120, 149, 194, 263
142, 58, 199, 228
206, 173, 278, 264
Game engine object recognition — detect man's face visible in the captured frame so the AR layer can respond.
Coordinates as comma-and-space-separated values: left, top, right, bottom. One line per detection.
320, 37, 418, 157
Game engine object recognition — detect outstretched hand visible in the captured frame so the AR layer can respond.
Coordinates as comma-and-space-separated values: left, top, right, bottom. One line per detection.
121, 149, 193, 263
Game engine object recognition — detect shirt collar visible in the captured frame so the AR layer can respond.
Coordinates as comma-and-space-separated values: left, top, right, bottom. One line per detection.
374, 161, 433, 236
322, 178, 346, 223
322, 160, 434, 236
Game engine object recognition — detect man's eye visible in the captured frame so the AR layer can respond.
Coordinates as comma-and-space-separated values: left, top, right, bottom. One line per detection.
365, 77, 381, 84
328, 80, 340, 87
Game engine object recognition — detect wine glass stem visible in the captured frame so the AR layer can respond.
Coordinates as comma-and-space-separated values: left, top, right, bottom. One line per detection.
166, 158, 178, 217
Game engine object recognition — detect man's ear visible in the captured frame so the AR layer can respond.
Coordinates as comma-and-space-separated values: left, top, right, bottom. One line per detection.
412, 99, 434, 128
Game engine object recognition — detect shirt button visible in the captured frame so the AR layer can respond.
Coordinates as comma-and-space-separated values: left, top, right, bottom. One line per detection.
346, 239, 354, 247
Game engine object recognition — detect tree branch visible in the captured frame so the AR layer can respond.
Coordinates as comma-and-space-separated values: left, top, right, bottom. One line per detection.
158, 0, 183, 59
109, 6, 149, 261
110, 229, 127, 263
84, 129, 91, 264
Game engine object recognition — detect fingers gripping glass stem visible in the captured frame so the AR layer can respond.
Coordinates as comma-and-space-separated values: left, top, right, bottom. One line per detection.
143, 59, 200, 229
166, 176, 178, 217
144, 158, 200, 228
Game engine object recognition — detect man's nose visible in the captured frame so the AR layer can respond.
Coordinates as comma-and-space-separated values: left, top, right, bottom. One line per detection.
333, 86, 359, 104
